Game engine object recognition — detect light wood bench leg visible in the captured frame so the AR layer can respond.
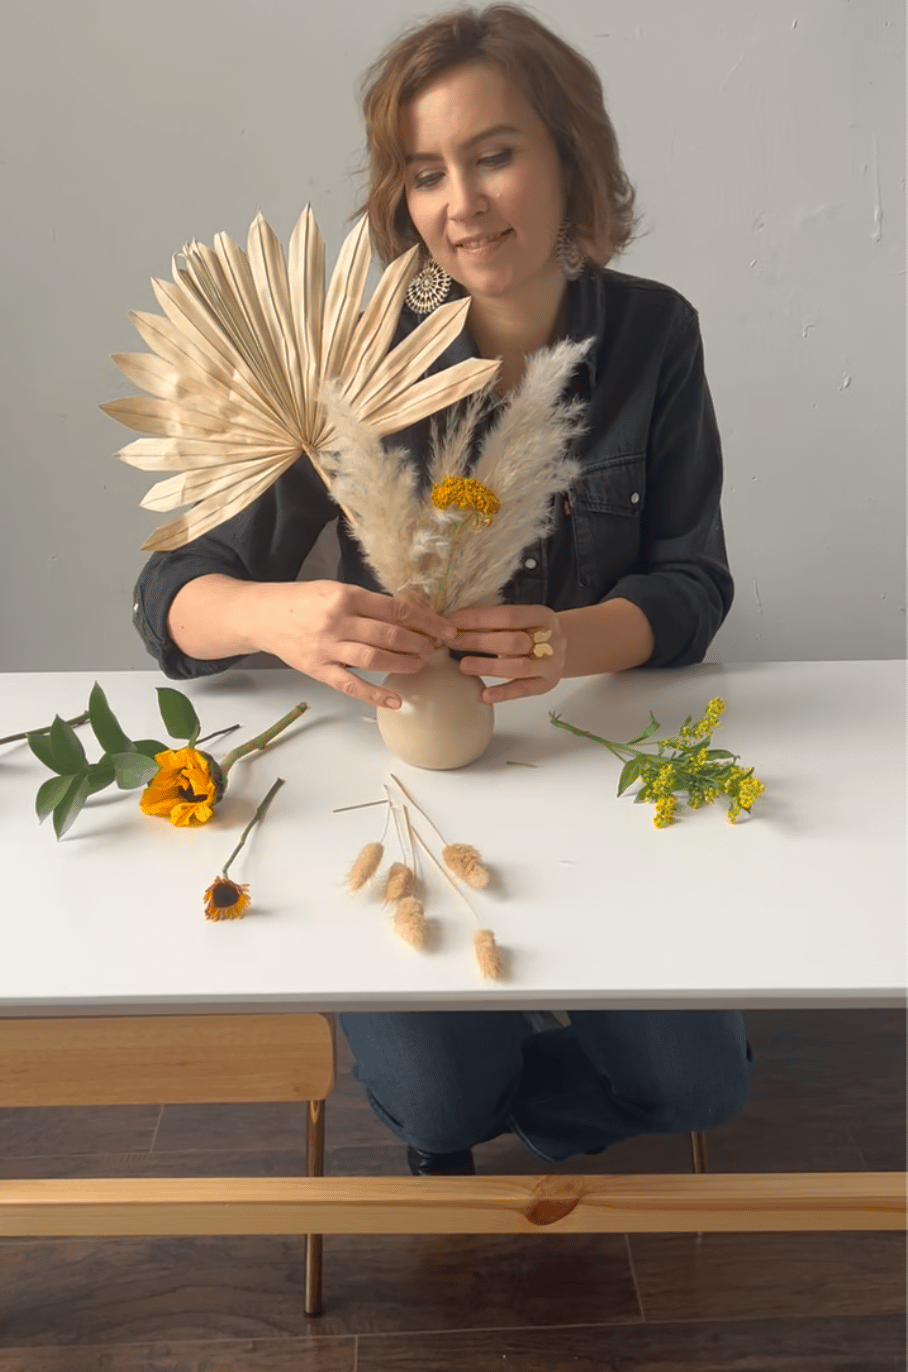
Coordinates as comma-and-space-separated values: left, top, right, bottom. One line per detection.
305, 1097, 326, 1317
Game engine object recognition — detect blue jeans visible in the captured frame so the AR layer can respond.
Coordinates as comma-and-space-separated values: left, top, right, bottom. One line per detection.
338, 1009, 754, 1164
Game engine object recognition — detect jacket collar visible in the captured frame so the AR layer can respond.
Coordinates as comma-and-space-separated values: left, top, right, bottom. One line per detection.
401, 268, 605, 396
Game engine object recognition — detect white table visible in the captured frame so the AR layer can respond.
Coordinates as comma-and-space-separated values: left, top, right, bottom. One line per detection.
1, 659, 904, 1014
1, 660, 904, 1317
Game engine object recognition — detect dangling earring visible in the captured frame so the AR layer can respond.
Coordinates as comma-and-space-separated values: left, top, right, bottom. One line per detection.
405, 256, 452, 314
556, 222, 584, 282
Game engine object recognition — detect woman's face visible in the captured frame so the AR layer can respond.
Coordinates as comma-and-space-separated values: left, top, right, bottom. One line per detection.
401, 60, 568, 308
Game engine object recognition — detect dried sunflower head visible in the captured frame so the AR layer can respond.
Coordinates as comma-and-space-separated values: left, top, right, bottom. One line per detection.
140, 747, 225, 826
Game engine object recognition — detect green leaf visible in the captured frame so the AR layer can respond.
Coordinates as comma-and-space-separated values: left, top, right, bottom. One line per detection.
157, 687, 201, 742
626, 714, 661, 746
86, 757, 116, 795
27, 729, 62, 773
49, 715, 88, 774
88, 682, 133, 755
53, 773, 91, 839
617, 757, 645, 796
132, 737, 168, 760
111, 751, 161, 790
35, 773, 74, 821
633, 789, 651, 804
705, 749, 736, 760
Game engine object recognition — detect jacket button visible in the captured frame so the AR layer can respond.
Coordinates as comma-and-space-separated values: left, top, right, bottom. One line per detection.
630, 492, 640, 504
524, 557, 537, 570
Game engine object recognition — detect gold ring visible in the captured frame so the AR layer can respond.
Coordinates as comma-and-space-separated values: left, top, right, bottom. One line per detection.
527, 627, 554, 659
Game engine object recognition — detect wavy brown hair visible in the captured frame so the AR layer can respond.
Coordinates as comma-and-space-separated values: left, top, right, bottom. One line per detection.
357, 4, 638, 267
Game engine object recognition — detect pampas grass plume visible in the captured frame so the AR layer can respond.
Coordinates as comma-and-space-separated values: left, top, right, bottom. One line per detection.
443, 843, 489, 889
348, 841, 383, 891
394, 897, 428, 949
474, 929, 504, 980
384, 862, 415, 903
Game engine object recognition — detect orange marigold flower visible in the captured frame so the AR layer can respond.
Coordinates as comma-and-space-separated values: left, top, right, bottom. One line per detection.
431, 475, 500, 525
204, 876, 250, 921
140, 747, 224, 826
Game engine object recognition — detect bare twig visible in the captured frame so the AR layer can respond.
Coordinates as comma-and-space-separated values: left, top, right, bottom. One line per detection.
0, 710, 89, 747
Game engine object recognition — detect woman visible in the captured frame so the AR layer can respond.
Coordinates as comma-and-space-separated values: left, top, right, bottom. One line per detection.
133, 4, 752, 1174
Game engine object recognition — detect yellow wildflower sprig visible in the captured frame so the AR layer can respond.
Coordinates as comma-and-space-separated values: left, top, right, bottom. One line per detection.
550, 697, 766, 827
204, 776, 284, 921
427, 475, 500, 612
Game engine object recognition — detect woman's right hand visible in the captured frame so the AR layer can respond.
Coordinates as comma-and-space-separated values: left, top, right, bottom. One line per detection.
244, 580, 457, 709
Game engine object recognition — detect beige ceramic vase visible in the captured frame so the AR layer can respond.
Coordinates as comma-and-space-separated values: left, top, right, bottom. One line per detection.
375, 648, 494, 770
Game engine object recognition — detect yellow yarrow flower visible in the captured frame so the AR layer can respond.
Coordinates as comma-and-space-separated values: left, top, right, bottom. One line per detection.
431, 475, 500, 526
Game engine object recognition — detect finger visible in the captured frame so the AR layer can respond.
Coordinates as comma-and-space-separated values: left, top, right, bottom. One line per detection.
457, 653, 540, 681
481, 675, 553, 705
448, 605, 553, 632
318, 663, 403, 710
354, 617, 440, 659
336, 640, 431, 676
351, 588, 457, 644
450, 629, 534, 657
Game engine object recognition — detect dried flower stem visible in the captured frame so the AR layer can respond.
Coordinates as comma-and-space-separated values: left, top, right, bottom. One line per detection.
332, 798, 389, 813
221, 777, 285, 877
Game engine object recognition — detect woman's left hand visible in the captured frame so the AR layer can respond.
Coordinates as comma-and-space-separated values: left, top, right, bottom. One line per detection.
447, 604, 565, 704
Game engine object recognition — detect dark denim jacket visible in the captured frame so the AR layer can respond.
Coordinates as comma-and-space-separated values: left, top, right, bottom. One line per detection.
132, 266, 733, 678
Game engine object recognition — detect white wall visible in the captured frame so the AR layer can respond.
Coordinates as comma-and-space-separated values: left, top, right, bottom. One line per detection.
0, 0, 903, 671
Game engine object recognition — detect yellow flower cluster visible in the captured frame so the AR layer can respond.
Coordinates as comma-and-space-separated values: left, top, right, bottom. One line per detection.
651, 764, 677, 798
431, 475, 500, 526
671, 697, 725, 746
723, 765, 767, 824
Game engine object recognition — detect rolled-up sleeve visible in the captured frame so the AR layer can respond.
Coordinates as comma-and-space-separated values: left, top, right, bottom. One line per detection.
132, 456, 337, 679
601, 302, 733, 667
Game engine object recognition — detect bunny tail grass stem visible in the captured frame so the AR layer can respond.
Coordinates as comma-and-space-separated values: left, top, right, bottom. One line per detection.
384, 785, 410, 865
402, 807, 419, 876
388, 772, 448, 846
332, 797, 389, 813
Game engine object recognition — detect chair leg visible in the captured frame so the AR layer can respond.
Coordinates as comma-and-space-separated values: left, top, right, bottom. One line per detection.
689, 1129, 707, 1174
304, 1097, 326, 1318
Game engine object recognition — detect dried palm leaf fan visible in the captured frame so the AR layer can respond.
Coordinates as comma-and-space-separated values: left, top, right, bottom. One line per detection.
102, 208, 499, 552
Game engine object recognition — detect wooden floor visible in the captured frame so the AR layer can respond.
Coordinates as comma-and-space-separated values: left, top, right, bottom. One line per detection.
0, 1008, 904, 1371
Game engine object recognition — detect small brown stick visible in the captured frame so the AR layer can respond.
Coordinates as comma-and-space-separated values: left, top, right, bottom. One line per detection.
0, 710, 89, 746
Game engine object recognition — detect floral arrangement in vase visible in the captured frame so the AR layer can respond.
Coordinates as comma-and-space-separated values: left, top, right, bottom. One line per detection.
102, 206, 591, 768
